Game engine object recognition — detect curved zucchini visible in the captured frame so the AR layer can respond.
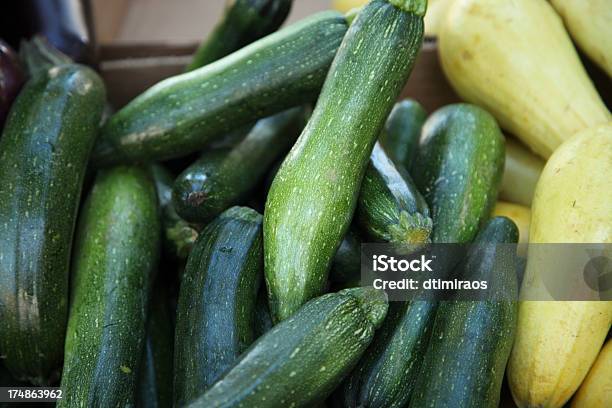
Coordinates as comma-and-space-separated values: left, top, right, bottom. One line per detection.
378, 98, 427, 171
173, 108, 306, 223
94, 11, 349, 166
550, 0, 612, 78
341, 300, 438, 408
264, 0, 425, 322
571, 339, 612, 408
174, 206, 263, 406
412, 103, 505, 244
357, 143, 432, 245
0, 57, 105, 383
187, 0, 293, 71
499, 137, 544, 207
439, 0, 610, 158
151, 164, 198, 260
187, 287, 388, 408
508, 123, 612, 408
409, 217, 519, 408
136, 283, 174, 408
59, 166, 160, 407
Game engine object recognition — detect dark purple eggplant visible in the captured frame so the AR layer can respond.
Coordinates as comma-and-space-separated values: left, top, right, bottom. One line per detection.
0, 40, 24, 129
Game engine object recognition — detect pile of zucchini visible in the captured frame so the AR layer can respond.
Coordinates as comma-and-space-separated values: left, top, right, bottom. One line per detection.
0, 0, 610, 407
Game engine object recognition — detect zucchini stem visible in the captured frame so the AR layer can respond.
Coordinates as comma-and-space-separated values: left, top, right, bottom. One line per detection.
388, 0, 427, 17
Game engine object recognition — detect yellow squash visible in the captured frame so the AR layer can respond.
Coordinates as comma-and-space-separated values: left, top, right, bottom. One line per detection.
330, 0, 367, 13
500, 138, 544, 207
438, 0, 610, 158
571, 340, 612, 408
493, 201, 530, 246
551, 0, 612, 78
507, 122, 612, 408
424, 0, 454, 36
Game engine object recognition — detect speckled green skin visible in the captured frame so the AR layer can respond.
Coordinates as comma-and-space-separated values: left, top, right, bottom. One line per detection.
94, 11, 348, 166
187, 287, 388, 408
186, 0, 293, 71
59, 166, 160, 408
264, 0, 424, 322
412, 104, 505, 244
357, 142, 432, 245
379, 98, 427, 170
0, 64, 105, 384
174, 206, 264, 407
150, 164, 198, 260
136, 284, 174, 408
409, 217, 519, 408
173, 108, 306, 223
340, 300, 438, 408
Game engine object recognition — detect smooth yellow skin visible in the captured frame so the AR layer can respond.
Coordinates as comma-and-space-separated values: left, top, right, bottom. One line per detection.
551, 0, 612, 78
438, 0, 610, 158
424, 0, 454, 36
508, 123, 612, 408
571, 340, 612, 408
493, 201, 530, 246
500, 138, 545, 207
331, 0, 367, 13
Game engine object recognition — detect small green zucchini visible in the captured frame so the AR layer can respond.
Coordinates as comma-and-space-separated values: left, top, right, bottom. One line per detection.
136, 283, 174, 408
412, 103, 505, 244
340, 300, 438, 408
409, 217, 519, 408
174, 206, 263, 407
173, 108, 306, 223
59, 166, 160, 408
0, 41, 105, 384
356, 143, 432, 245
187, 0, 293, 71
264, 0, 425, 322
94, 11, 349, 165
187, 287, 388, 408
379, 98, 427, 170
150, 164, 198, 260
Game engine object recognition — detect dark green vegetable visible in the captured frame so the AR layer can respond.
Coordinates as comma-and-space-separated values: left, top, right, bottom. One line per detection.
187, 0, 293, 71
409, 217, 519, 408
59, 166, 160, 407
254, 288, 274, 339
174, 206, 263, 407
136, 284, 174, 408
340, 300, 438, 408
187, 287, 388, 408
173, 108, 306, 223
0, 40, 24, 128
264, 0, 425, 322
412, 103, 505, 244
379, 98, 427, 170
94, 11, 349, 166
151, 164, 198, 260
356, 143, 432, 245
0, 42, 105, 384
329, 229, 362, 287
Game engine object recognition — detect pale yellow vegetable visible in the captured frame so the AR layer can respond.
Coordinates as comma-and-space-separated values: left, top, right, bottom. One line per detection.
493, 201, 530, 246
551, 0, 612, 78
330, 0, 367, 13
424, 0, 454, 36
500, 138, 544, 206
438, 0, 610, 158
508, 122, 612, 408
571, 340, 612, 408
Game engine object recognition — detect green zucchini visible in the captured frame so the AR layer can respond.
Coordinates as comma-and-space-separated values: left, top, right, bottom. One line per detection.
151, 164, 198, 260
356, 142, 432, 245
264, 0, 425, 322
173, 108, 306, 223
412, 103, 505, 244
409, 216, 519, 408
59, 166, 160, 407
94, 11, 349, 166
0, 44, 105, 384
136, 283, 174, 408
187, 287, 388, 408
187, 0, 293, 71
174, 206, 263, 406
329, 229, 362, 287
340, 300, 438, 408
254, 288, 274, 339
379, 98, 427, 170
